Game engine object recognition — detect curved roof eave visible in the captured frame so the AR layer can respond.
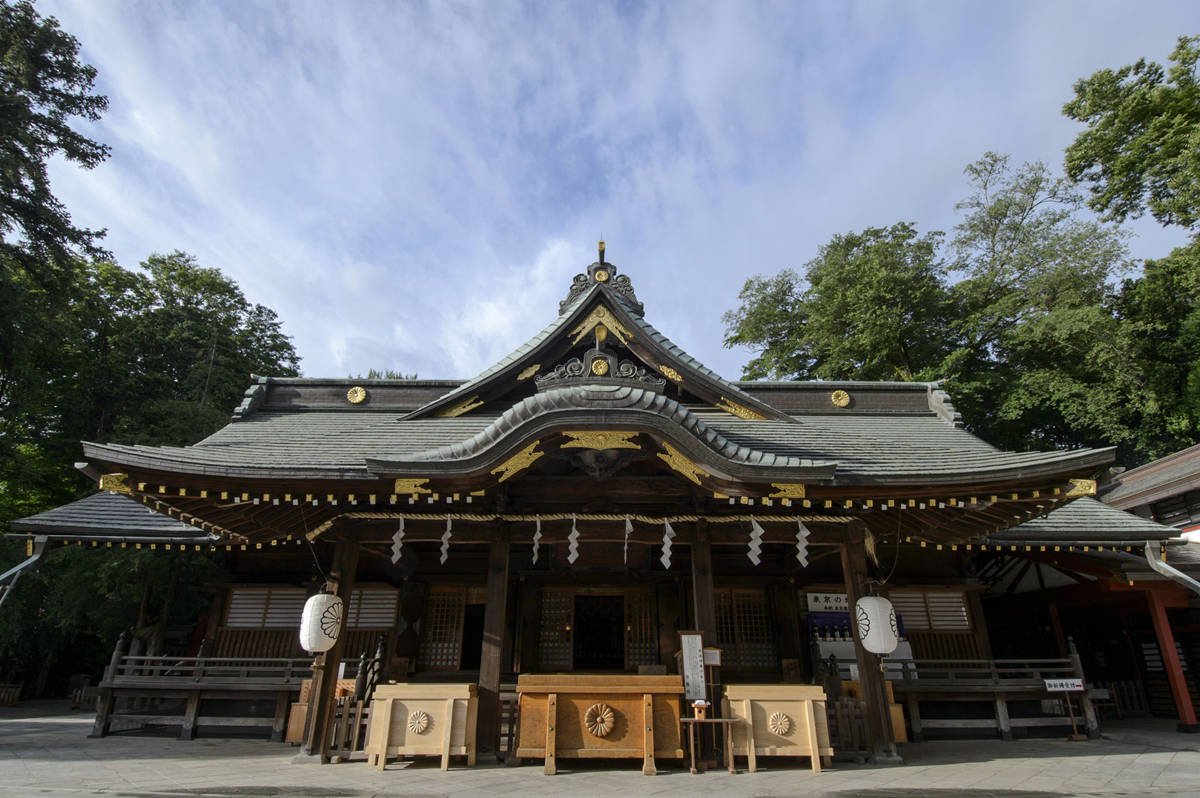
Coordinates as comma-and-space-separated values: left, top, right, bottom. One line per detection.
838, 446, 1116, 486
368, 384, 835, 482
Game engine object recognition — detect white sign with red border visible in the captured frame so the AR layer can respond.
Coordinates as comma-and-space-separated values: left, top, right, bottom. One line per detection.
1044, 678, 1084, 692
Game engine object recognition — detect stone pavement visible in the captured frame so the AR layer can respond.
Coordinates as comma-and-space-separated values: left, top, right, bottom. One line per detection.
3, 702, 1200, 798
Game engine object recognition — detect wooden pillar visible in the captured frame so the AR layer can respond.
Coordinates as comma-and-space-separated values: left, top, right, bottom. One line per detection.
966, 590, 993, 659
841, 522, 901, 763
690, 520, 718, 639
690, 521, 720, 763
517, 578, 540, 674
476, 528, 511, 760
1047, 603, 1069, 658
773, 582, 804, 681
1146, 588, 1199, 730
302, 537, 360, 760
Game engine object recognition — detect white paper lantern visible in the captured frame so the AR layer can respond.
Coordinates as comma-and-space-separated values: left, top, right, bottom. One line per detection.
299, 593, 343, 653
855, 596, 899, 655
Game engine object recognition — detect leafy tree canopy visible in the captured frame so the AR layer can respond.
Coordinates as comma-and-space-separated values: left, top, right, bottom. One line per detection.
0, 0, 109, 270
0, 253, 299, 692
722, 223, 949, 382
1064, 35, 1200, 230
723, 153, 1176, 462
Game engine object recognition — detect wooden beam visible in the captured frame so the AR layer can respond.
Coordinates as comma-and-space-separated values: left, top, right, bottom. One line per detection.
476, 527, 511, 760
1146, 589, 1199, 729
302, 537, 359, 760
841, 522, 901, 764
690, 521, 718, 641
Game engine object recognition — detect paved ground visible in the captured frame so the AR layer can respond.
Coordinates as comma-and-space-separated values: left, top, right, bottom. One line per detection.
3, 702, 1200, 797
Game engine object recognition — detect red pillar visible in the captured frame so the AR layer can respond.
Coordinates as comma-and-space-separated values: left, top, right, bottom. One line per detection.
1145, 589, 1198, 730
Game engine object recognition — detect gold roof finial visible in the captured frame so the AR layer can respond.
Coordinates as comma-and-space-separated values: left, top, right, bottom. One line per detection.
598, 238, 605, 264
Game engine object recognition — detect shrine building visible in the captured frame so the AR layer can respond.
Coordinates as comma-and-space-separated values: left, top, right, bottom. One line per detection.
8, 245, 1198, 772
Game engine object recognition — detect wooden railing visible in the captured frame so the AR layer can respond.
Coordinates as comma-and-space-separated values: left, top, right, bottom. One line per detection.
105, 655, 312, 688
888, 658, 1077, 688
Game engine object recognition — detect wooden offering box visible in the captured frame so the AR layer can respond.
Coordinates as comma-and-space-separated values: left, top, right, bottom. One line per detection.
722, 684, 833, 773
515, 674, 685, 775
365, 683, 477, 771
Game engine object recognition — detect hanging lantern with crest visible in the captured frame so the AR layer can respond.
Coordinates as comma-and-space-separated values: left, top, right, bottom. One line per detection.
855, 595, 899, 655
299, 592, 343, 653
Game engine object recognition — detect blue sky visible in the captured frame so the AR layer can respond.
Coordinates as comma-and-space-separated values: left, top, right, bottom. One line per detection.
43, 0, 1199, 381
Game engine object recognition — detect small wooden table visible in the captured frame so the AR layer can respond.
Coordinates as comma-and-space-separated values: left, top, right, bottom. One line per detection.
680, 717, 738, 774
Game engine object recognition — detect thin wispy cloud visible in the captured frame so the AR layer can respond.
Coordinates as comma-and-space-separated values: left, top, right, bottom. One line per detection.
43, 0, 1198, 380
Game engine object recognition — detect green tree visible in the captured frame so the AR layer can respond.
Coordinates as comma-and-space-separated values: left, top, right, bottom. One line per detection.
111, 252, 301, 445
0, 0, 109, 267
1063, 35, 1200, 230
353, 369, 419, 380
946, 153, 1135, 454
0, 540, 224, 693
0, 254, 300, 694
0, 0, 110, 521
724, 154, 1141, 458
1111, 241, 1200, 458
723, 223, 951, 381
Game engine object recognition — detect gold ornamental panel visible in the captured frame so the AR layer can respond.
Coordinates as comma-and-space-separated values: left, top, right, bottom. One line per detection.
99, 473, 132, 495
560, 431, 641, 450
657, 442, 707, 485
1065, 478, 1097, 498
570, 305, 633, 346
439, 395, 484, 417
491, 442, 544, 483
717, 397, 767, 420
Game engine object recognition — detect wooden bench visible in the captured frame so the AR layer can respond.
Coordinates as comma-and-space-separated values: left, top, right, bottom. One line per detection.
90, 652, 311, 741
881, 658, 1099, 740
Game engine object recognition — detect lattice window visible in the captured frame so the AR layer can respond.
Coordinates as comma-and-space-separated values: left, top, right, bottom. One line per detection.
625, 590, 659, 669
225, 587, 306, 629
538, 589, 573, 670
346, 588, 399, 629
890, 589, 970, 632
417, 588, 465, 670
1140, 640, 1188, 672
714, 588, 779, 671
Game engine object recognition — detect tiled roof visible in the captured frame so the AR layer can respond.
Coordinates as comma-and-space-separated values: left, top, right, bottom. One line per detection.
82, 403, 1111, 485
991, 497, 1178, 543
9, 491, 210, 541
1101, 444, 1200, 508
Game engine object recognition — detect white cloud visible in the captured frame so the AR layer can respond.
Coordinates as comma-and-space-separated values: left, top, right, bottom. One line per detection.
41, 0, 1199, 383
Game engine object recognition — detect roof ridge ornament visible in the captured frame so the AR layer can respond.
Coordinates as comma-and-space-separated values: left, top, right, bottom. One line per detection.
559, 242, 645, 316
